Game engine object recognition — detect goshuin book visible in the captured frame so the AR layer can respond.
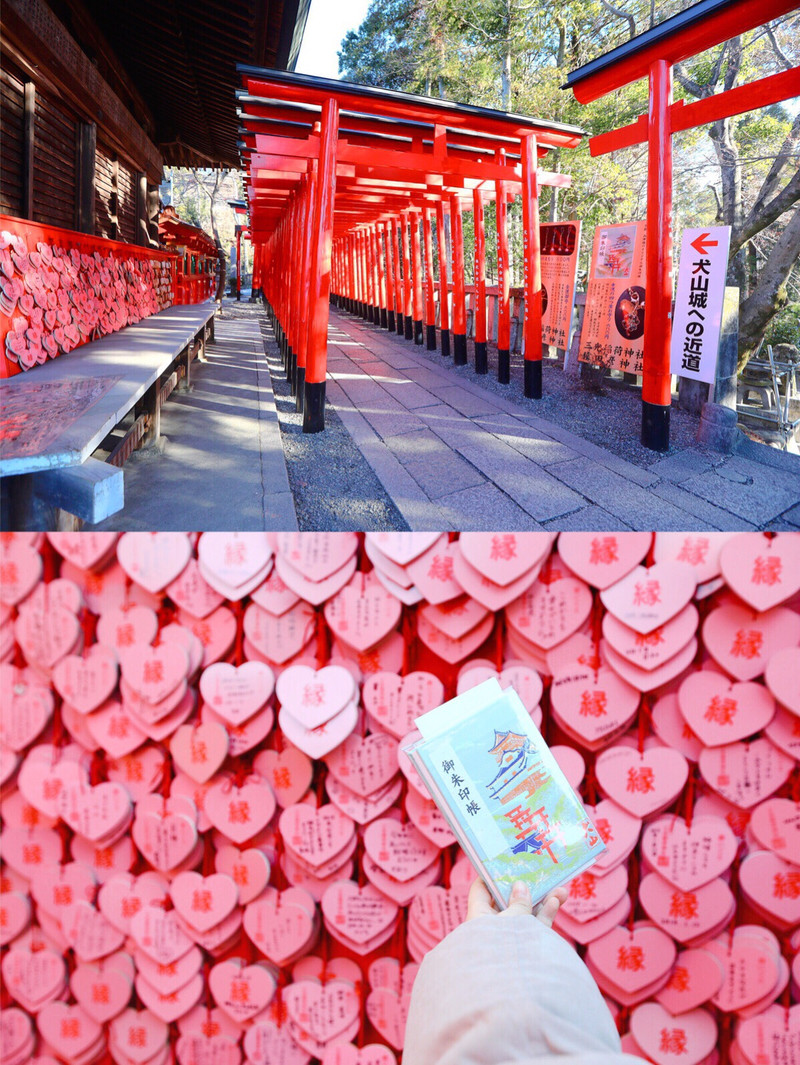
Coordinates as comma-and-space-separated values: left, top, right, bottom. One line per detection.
403, 678, 606, 909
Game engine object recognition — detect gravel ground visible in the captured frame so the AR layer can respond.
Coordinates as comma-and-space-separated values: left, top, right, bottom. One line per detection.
220, 301, 408, 531
406, 328, 707, 467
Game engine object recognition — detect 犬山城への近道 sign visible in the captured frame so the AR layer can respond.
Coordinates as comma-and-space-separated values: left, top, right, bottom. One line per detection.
670, 227, 732, 385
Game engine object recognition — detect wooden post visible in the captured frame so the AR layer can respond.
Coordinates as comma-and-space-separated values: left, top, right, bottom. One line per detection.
286, 193, 299, 389
361, 229, 371, 321
450, 194, 467, 365
22, 81, 35, 220
345, 233, 353, 312
356, 232, 364, 316
410, 210, 423, 344
382, 223, 396, 332
76, 122, 96, 234
401, 214, 413, 340
436, 199, 450, 358
353, 232, 361, 315
179, 341, 192, 392
354, 233, 360, 315
147, 185, 160, 244
521, 132, 543, 398
367, 225, 377, 323
140, 379, 161, 446
473, 187, 488, 374
391, 218, 404, 335
359, 229, 369, 318
135, 172, 148, 245
367, 226, 377, 322
236, 229, 242, 300
376, 224, 388, 328
422, 207, 436, 350
303, 96, 339, 433
357, 231, 365, 318
110, 157, 119, 241
296, 167, 316, 411
350, 234, 358, 314
496, 154, 511, 383
641, 59, 674, 452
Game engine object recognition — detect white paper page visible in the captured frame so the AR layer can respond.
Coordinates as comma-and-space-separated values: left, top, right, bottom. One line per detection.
415, 677, 502, 740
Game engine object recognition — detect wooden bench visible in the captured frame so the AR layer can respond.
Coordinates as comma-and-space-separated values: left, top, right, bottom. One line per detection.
0, 302, 216, 529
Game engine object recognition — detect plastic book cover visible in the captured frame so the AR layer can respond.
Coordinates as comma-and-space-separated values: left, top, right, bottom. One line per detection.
404, 678, 606, 909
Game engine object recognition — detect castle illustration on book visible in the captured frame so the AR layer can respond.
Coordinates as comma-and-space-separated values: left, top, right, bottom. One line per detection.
404, 678, 605, 908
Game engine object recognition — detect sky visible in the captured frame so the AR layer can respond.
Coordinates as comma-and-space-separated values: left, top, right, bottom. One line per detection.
295, 0, 374, 80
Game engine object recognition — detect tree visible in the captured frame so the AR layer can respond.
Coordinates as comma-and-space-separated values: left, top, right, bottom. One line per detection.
169, 168, 247, 279
339, 1, 800, 366
671, 19, 800, 366
339, 0, 455, 96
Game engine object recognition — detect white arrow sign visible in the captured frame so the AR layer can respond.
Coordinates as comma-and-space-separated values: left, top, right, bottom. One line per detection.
670, 226, 732, 385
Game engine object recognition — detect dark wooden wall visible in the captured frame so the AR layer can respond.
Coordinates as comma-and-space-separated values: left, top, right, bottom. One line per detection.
0, 61, 25, 217
94, 141, 117, 239
32, 86, 78, 229
0, 51, 158, 242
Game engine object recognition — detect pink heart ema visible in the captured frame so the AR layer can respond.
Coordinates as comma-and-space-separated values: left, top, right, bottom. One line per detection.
1, 529, 798, 1065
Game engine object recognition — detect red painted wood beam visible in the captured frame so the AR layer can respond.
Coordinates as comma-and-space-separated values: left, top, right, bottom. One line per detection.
410, 209, 424, 343
671, 65, 800, 131
303, 96, 339, 432
589, 66, 800, 157
569, 0, 794, 103
401, 214, 413, 339
376, 224, 388, 325
390, 218, 403, 334
496, 149, 512, 384
521, 132, 543, 399
450, 193, 467, 364
641, 59, 674, 452
422, 206, 437, 350
473, 188, 488, 373
435, 198, 450, 357
241, 74, 584, 147
240, 99, 537, 152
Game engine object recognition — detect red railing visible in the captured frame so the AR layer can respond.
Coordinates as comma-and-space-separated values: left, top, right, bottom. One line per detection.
175, 253, 217, 305
0, 215, 179, 379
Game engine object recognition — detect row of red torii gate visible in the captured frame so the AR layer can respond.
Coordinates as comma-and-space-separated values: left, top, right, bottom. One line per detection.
237, 0, 799, 452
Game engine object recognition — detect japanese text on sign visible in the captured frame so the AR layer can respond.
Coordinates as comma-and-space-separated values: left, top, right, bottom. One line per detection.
670, 227, 732, 385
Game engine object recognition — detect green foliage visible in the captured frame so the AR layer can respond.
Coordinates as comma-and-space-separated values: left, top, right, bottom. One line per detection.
338, 1, 799, 333
765, 302, 800, 348
178, 195, 203, 229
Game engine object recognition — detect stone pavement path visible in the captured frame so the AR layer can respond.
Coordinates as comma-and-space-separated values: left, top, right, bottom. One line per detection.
88, 315, 297, 531
323, 309, 800, 531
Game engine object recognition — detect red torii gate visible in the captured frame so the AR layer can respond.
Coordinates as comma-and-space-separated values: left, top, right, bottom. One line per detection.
566, 0, 800, 452
236, 67, 585, 432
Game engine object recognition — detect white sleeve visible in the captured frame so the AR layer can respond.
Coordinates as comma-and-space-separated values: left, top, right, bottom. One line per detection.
403, 914, 643, 1065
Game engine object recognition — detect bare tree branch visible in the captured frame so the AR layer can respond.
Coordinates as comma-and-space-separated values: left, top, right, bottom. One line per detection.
738, 110, 800, 239
765, 21, 793, 70
723, 35, 742, 92
733, 164, 800, 256
709, 40, 730, 91
707, 184, 723, 221
599, 0, 635, 40
738, 203, 800, 364
673, 64, 707, 99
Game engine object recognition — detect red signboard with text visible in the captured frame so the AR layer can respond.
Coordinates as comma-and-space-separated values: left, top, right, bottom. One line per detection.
540, 221, 581, 351
579, 221, 646, 373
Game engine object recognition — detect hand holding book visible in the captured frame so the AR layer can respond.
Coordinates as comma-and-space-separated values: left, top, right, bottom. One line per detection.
466, 876, 570, 927
402, 678, 606, 909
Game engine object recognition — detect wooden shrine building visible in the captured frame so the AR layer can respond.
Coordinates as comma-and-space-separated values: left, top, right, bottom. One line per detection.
0, 0, 309, 528
1, 0, 310, 239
